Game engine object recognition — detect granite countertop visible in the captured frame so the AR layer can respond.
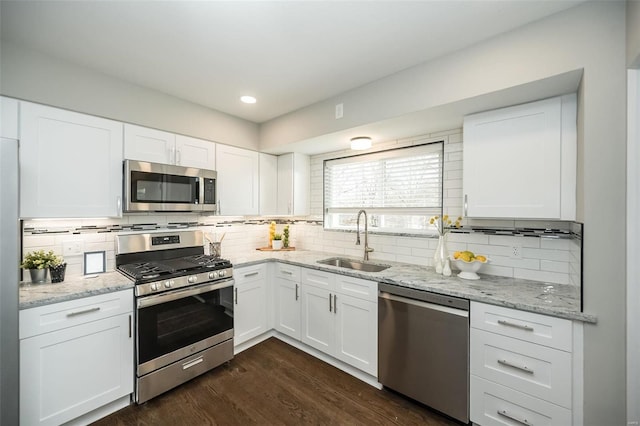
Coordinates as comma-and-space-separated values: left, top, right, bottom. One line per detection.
19, 271, 134, 310
229, 250, 597, 323
18, 250, 596, 323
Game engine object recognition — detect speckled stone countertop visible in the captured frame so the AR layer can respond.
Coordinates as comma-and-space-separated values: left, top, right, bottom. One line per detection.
19, 272, 134, 310
229, 250, 596, 323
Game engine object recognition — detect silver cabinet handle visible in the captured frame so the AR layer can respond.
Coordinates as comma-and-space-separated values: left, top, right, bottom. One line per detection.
244, 272, 259, 278
333, 294, 337, 314
464, 194, 468, 217
116, 196, 122, 216
176, 149, 181, 165
182, 356, 204, 370
234, 288, 238, 305
497, 359, 534, 374
497, 409, 532, 425
128, 314, 132, 338
329, 293, 332, 312
66, 306, 100, 317
282, 270, 293, 275
217, 200, 221, 215
498, 319, 534, 331
295, 284, 299, 301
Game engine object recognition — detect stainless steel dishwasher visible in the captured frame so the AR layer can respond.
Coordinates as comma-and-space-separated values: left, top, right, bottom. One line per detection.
378, 283, 469, 424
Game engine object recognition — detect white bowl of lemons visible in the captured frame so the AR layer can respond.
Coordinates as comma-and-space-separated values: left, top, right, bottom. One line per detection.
451, 251, 488, 280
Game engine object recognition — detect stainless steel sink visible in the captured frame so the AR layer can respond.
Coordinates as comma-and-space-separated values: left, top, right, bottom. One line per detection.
317, 257, 390, 272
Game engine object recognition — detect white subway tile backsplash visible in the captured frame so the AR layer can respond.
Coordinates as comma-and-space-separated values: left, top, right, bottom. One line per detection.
521, 247, 572, 262
487, 235, 540, 248
514, 268, 569, 285
541, 259, 570, 273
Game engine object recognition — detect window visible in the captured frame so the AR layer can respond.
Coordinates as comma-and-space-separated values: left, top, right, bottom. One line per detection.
324, 142, 443, 233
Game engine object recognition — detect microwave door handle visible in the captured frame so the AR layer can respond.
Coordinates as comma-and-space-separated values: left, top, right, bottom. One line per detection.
198, 177, 205, 205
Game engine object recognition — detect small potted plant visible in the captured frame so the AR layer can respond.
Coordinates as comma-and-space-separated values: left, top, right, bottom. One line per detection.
282, 225, 290, 248
21, 250, 63, 283
272, 233, 283, 250
49, 255, 67, 283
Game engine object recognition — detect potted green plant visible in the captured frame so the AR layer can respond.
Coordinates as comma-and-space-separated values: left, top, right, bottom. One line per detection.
272, 233, 283, 250
20, 250, 64, 283
283, 225, 290, 248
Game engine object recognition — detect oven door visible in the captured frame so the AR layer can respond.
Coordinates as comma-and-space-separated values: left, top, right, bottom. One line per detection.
136, 279, 234, 376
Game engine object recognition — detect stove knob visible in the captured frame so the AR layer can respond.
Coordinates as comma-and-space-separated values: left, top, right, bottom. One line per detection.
150, 283, 158, 291
188, 276, 197, 284
209, 272, 216, 280
164, 281, 172, 288
219, 270, 226, 278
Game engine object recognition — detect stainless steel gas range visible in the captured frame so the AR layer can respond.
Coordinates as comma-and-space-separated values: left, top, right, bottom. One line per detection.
116, 230, 234, 404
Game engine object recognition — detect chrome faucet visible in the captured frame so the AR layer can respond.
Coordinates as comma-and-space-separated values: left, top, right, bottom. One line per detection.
356, 209, 374, 261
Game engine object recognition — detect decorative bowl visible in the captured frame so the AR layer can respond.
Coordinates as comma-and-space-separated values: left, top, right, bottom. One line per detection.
451, 257, 488, 280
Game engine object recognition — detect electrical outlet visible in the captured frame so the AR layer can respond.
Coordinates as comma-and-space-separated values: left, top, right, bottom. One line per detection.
335, 103, 344, 119
511, 245, 522, 259
63, 240, 84, 256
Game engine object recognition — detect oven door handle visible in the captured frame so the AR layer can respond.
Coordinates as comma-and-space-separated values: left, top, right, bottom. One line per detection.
137, 278, 235, 309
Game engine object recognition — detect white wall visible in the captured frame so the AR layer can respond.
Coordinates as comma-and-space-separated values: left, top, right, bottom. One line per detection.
0, 41, 260, 150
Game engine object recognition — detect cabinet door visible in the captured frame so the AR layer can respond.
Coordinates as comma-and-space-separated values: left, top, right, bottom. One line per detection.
300, 285, 334, 354
234, 267, 268, 346
277, 153, 310, 216
216, 144, 259, 215
259, 153, 278, 215
463, 95, 575, 219
175, 134, 215, 169
20, 102, 123, 218
20, 314, 133, 426
274, 277, 301, 340
124, 123, 174, 164
334, 293, 377, 376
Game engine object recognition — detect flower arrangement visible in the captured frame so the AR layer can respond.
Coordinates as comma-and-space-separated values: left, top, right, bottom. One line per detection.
428, 214, 462, 236
20, 250, 63, 270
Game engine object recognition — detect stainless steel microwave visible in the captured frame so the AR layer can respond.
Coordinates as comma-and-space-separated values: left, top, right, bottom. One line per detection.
124, 160, 217, 212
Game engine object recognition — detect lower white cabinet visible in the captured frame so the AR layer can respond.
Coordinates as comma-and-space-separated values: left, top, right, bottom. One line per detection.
20, 290, 134, 426
234, 264, 268, 346
274, 265, 301, 340
470, 301, 580, 426
300, 268, 377, 376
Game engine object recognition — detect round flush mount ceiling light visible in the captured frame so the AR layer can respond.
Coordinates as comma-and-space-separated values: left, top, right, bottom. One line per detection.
240, 95, 257, 104
350, 136, 372, 150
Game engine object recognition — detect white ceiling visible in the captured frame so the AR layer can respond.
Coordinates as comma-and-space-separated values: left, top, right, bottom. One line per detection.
1, 1, 585, 124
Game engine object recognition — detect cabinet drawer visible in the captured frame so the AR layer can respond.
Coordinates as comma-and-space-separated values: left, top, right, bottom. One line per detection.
335, 275, 377, 302
471, 301, 572, 351
471, 329, 572, 408
302, 268, 335, 290
471, 376, 572, 426
20, 289, 133, 339
275, 263, 301, 282
234, 264, 267, 284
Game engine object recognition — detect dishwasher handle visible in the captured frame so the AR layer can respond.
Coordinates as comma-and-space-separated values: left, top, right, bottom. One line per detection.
379, 291, 469, 318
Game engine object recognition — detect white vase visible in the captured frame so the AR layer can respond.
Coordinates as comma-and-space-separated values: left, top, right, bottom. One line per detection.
272, 240, 283, 250
433, 234, 449, 274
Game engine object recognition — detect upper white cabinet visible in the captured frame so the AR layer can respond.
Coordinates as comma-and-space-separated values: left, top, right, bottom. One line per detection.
259, 153, 278, 215
277, 153, 310, 216
124, 124, 215, 169
462, 94, 576, 220
20, 102, 123, 218
1, 96, 19, 139
216, 144, 259, 215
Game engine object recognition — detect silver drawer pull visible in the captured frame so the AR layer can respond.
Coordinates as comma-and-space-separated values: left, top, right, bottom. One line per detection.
497, 359, 534, 374
182, 356, 204, 370
282, 270, 293, 275
497, 319, 534, 331
244, 272, 259, 278
66, 307, 100, 317
498, 409, 532, 425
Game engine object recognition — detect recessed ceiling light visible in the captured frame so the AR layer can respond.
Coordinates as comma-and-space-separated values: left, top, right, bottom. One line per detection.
350, 136, 372, 150
240, 95, 257, 104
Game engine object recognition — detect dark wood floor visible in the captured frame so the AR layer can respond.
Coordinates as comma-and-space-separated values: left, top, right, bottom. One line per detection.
93, 338, 460, 425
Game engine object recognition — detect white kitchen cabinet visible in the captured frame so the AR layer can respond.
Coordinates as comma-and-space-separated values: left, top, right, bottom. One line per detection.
234, 264, 268, 346
274, 264, 301, 340
20, 290, 134, 426
470, 301, 581, 425
124, 124, 215, 169
462, 94, 576, 220
1, 96, 19, 139
299, 268, 377, 376
277, 153, 310, 216
19, 101, 123, 218
216, 144, 259, 215
259, 153, 278, 215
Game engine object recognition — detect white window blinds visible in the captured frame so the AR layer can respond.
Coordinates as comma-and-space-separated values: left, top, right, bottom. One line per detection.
324, 142, 443, 232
